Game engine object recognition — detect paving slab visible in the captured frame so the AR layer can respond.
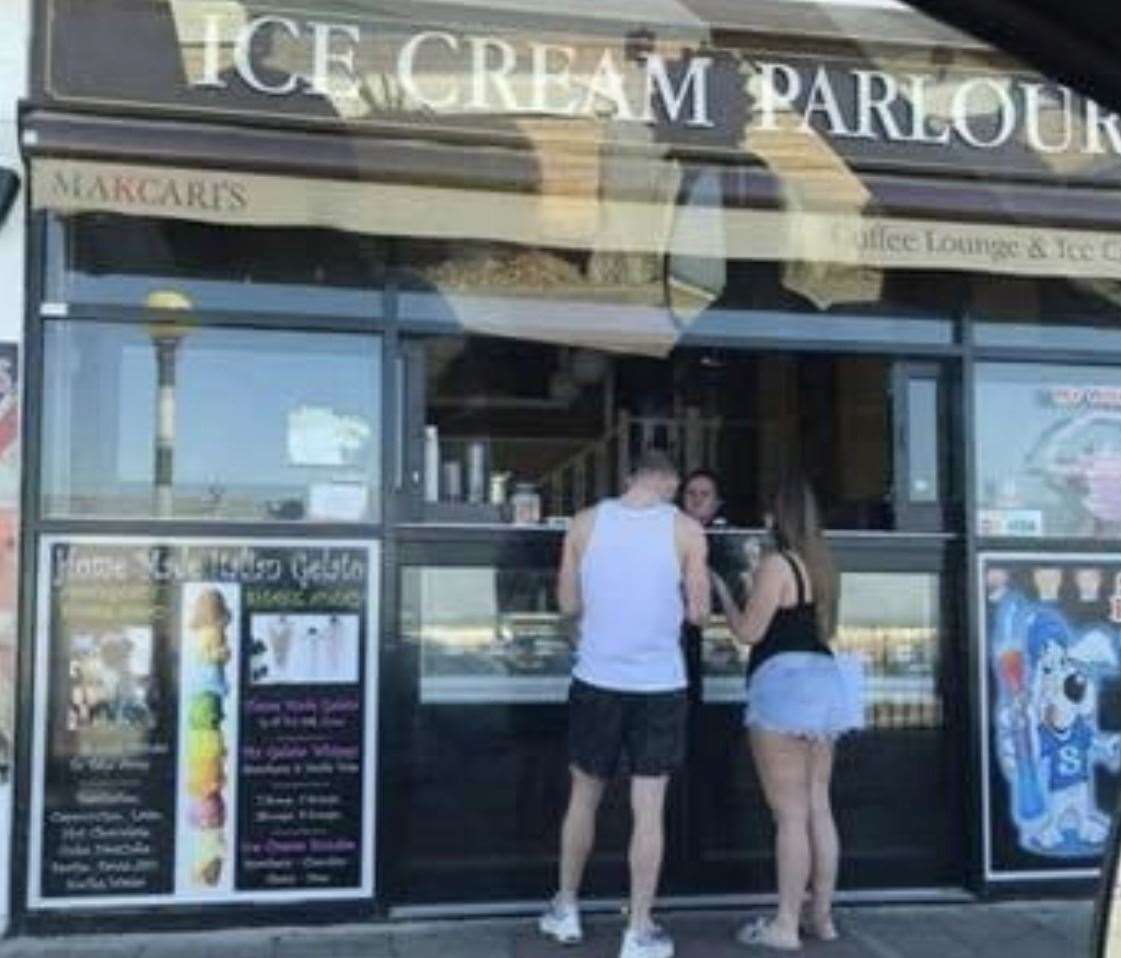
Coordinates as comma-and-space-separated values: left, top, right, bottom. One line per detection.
393, 927, 516, 958
0, 900, 1097, 958
276, 930, 393, 958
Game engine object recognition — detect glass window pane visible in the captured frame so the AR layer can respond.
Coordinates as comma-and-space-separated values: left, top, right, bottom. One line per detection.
402, 566, 568, 704
45, 214, 387, 318
976, 363, 1121, 539
42, 321, 382, 521
908, 377, 940, 503
972, 275, 1121, 351
418, 336, 913, 531
705, 568, 943, 731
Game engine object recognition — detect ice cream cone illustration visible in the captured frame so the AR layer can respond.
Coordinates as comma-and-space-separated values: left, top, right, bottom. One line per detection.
183, 588, 233, 890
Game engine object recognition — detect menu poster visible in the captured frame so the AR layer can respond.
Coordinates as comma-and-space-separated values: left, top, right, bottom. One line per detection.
980, 553, 1121, 880
30, 537, 377, 908
236, 568, 366, 891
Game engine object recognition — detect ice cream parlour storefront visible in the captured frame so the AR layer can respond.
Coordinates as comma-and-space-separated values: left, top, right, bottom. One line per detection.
16, 0, 1121, 932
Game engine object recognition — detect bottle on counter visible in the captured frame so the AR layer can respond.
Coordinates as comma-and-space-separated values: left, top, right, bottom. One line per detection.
510, 482, 541, 525
489, 472, 510, 506
424, 425, 440, 503
443, 460, 463, 501
467, 441, 487, 504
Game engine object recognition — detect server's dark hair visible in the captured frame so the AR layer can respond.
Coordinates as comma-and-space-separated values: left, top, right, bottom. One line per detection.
682, 468, 721, 491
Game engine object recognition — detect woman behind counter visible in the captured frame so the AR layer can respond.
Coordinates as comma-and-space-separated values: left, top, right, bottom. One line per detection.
713, 474, 860, 951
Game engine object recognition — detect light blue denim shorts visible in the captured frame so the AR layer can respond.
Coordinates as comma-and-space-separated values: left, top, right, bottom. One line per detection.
745, 652, 864, 740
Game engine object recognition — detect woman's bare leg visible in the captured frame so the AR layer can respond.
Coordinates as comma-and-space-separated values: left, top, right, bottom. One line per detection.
808, 738, 839, 938
750, 729, 812, 943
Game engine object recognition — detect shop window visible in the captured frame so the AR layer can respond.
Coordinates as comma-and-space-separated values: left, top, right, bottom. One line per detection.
409, 335, 949, 531
976, 362, 1121, 539
702, 569, 943, 727
45, 214, 387, 316
972, 275, 1121, 351
41, 321, 382, 522
396, 560, 950, 897
395, 240, 959, 352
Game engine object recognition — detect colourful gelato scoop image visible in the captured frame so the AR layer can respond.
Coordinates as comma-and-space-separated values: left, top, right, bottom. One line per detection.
187, 770, 226, 802
192, 827, 226, 886
189, 792, 226, 830
193, 855, 223, 887
187, 692, 223, 731
189, 589, 231, 630
191, 662, 229, 697
188, 729, 226, 763
194, 625, 231, 665
187, 748, 226, 792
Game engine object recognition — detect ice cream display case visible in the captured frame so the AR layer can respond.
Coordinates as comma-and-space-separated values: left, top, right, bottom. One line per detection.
389, 527, 961, 900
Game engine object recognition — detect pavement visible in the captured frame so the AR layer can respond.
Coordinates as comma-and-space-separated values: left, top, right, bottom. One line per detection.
0, 901, 1096, 957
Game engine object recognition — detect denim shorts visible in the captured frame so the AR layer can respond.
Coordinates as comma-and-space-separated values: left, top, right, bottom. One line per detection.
568, 678, 687, 779
745, 652, 865, 741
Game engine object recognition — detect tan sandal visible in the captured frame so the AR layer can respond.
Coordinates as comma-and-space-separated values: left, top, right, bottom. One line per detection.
800, 917, 838, 942
798, 902, 839, 941
735, 918, 801, 951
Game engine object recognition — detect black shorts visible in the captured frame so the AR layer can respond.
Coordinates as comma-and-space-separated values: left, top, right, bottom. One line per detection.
567, 678, 688, 779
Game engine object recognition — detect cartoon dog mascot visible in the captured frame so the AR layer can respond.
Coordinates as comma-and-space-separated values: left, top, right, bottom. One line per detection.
993, 593, 1121, 855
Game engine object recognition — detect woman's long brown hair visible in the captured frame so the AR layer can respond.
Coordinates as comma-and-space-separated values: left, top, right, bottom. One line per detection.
770, 474, 838, 640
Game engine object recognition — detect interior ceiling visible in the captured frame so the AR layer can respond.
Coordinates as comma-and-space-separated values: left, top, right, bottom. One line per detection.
901, 0, 1121, 114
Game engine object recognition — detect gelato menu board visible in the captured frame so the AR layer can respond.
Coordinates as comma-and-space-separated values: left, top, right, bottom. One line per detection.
29, 537, 377, 908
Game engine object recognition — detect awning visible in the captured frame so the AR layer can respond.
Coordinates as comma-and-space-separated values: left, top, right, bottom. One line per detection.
32, 155, 1121, 282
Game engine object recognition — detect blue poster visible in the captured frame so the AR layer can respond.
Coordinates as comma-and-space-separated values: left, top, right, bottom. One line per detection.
984, 555, 1121, 877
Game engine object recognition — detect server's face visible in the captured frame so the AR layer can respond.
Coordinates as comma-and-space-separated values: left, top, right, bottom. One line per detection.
683, 476, 720, 525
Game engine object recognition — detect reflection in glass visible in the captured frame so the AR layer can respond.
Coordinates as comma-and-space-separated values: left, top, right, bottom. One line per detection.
401, 566, 569, 704
46, 214, 387, 316
907, 378, 940, 503
421, 337, 911, 531
976, 363, 1121, 539
42, 321, 382, 521
703, 570, 942, 730
404, 561, 941, 729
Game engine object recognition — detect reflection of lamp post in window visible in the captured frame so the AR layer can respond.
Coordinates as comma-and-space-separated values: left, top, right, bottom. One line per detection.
145, 290, 193, 517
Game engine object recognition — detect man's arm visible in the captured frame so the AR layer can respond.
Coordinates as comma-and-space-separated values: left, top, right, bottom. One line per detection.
678, 515, 710, 627
558, 509, 592, 618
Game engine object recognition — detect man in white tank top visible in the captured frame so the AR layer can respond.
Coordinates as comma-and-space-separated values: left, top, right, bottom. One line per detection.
539, 449, 709, 958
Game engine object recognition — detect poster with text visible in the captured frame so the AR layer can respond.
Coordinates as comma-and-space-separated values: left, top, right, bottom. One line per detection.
981, 553, 1121, 880
30, 537, 377, 908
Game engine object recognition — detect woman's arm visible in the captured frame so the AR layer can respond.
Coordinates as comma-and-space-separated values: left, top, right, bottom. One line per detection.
713, 555, 786, 646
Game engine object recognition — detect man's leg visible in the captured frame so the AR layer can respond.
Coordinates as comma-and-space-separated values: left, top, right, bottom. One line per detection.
627, 774, 670, 935
558, 765, 606, 903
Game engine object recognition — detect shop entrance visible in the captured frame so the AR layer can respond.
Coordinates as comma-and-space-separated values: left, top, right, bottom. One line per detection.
384, 336, 966, 906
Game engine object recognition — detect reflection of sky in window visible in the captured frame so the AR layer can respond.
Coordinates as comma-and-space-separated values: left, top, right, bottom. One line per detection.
115, 330, 380, 485
840, 573, 937, 628
976, 364, 1121, 508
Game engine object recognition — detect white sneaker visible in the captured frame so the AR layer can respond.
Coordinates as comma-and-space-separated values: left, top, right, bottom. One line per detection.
538, 900, 583, 945
619, 924, 674, 958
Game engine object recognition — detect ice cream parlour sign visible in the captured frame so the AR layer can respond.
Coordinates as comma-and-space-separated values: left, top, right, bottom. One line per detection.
41, 0, 1121, 172
29, 537, 377, 909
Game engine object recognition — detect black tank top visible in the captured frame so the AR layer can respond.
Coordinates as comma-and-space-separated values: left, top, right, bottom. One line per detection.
745, 552, 832, 679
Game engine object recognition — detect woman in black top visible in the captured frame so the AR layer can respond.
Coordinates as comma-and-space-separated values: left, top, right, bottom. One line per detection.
713, 475, 859, 951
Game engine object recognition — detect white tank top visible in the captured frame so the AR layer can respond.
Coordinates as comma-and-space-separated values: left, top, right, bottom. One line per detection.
573, 499, 686, 692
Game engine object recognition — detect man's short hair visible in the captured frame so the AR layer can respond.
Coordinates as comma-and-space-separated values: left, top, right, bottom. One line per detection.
632, 447, 678, 478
